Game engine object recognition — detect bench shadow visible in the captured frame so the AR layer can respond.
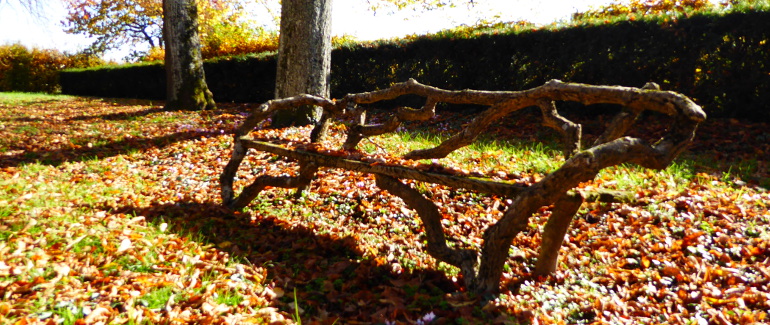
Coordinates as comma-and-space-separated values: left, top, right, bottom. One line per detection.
104, 200, 517, 323
0, 130, 221, 169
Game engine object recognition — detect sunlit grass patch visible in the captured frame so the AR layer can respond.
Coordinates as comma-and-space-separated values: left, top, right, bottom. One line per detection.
366, 130, 564, 177
214, 289, 245, 307
596, 161, 696, 192
139, 286, 178, 310
0, 92, 75, 106
0, 96, 284, 324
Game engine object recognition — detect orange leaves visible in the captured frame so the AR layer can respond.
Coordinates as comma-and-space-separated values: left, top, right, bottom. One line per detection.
200, 31, 279, 60
2, 96, 770, 324
680, 230, 705, 249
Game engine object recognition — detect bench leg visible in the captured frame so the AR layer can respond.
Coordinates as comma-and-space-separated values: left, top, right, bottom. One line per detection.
374, 175, 479, 287
294, 161, 319, 198
534, 193, 583, 275
229, 161, 319, 210
221, 140, 248, 206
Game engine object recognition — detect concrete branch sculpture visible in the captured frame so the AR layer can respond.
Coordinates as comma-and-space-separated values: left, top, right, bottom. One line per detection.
220, 79, 706, 295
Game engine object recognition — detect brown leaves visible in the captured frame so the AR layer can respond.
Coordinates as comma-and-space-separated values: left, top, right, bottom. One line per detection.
1, 96, 769, 324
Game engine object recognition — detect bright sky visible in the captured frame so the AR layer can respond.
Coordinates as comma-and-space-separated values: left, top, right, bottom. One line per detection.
0, 0, 616, 61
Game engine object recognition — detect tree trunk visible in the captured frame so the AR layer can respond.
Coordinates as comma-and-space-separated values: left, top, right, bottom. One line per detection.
163, 0, 216, 111
272, 0, 333, 127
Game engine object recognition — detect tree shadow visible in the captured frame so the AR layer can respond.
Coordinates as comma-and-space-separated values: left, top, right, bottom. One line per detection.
103, 199, 508, 323
65, 106, 166, 122
0, 130, 221, 168
1, 107, 165, 124
3, 116, 46, 123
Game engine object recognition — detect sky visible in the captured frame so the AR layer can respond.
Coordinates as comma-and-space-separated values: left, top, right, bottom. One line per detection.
0, 0, 617, 61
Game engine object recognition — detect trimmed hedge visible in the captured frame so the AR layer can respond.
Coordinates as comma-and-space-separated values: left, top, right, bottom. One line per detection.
60, 53, 277, 102
60, 63, 165, 99
60, 10, 770, 120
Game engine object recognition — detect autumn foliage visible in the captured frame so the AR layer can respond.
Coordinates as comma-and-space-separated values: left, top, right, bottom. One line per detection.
62, 0, 271, 61
141, 31, 280, 62
572, 0, 716, 20
0, 44, 102, 93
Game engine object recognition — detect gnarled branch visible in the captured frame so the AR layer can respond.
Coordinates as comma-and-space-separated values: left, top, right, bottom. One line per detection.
220, 79, 705, 295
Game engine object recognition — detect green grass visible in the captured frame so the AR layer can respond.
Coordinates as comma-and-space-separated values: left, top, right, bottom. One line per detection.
0, 92, 74, 106
139, 286, 177, 310
0, 95, 287, 324
292, 288, 303, 325
214, 289, 245, 307
374, 130, 712, 192
10, 124, 40, 135
370, 132, 563, 176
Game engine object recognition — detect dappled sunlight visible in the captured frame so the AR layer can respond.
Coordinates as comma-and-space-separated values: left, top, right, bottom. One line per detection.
1, 94, 768, 323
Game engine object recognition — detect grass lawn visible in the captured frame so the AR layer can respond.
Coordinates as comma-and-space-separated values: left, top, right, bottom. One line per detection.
1, 92, 768, 324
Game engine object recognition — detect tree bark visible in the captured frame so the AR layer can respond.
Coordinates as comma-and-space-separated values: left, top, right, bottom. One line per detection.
163, 0, 216, 111
272, 0, 333, 128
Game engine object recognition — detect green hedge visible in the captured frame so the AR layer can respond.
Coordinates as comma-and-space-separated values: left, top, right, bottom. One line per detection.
60, 53, 276, 102
60, 10, 770, 120
60, 63, 165, 99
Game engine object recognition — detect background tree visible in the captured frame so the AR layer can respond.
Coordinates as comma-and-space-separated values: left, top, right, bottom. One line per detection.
62, 0, 257, 60
271, 0, 476, 130
62, 0, 163, 56
0, 0, 43, 12
163, 0, 216, 111
364, 0, 467, 12
271, 0, 333, 128
0, 43, 103, 92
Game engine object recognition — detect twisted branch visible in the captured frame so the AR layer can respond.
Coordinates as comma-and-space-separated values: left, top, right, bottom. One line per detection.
220, 79, 706, 295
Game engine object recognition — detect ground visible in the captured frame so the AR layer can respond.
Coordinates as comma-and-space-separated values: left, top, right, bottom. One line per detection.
0, 93, 768, 324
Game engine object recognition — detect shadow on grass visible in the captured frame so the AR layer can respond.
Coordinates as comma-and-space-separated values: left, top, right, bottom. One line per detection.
65, 106, 166, 122
1, 107, 165, 124
0, 130, 221, 169
3, 116, 46, 123
104, 200, 514, 323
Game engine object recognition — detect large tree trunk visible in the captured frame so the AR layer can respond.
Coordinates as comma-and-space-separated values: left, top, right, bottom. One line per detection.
163, 0, 216, 111
272, 0, 333, 128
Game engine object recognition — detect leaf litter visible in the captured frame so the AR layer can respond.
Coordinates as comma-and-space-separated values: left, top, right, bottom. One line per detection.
0, 96, 768, 324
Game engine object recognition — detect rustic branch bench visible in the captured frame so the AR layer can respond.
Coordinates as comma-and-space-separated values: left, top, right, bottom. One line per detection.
220, 79, 706, 295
